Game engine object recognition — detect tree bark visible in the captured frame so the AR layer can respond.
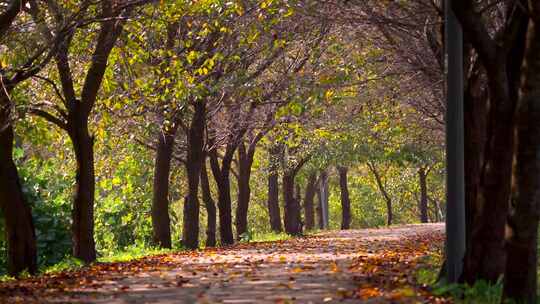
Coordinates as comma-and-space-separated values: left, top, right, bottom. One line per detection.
316, 171, 328, 229
0, 107, 37, 275
453, 0, 528, 284
151, 126, 176, 249
316, 184, 323, 229
283, 171, 302, 235
182, 102, 205, 249
267, 145, 282, 232
503, 9, 540, 302
461, 51, 489, 283
200, 159, 216, 247
209, 148, 235, 245
368, 162, 392, 226
68, 116, 96, 263
43, 6, 128, 263
150, 22, 180, 249
283, 156, 310, 235
418, 167, 429, 223
235, 142, 255, 239
303, 172, 317, 230
338, 166, 351, 230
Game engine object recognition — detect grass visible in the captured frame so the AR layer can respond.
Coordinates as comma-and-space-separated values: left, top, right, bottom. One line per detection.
97, 246, 173, 263
416, 260, 505, 304
5, 233, 294, 280
42, 256, 85, 274
415, 254, 540, 304
240, 231, 293, 243
37, 246, 174, 275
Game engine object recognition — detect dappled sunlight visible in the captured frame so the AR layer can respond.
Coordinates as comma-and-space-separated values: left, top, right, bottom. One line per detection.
0, 225, 447, 303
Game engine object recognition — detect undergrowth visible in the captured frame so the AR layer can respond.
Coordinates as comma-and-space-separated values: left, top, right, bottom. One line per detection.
416, 256, 538, 304
239, 230, 293, 243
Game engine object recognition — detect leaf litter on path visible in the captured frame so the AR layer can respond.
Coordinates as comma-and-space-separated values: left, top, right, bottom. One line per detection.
0, 224, 450, 303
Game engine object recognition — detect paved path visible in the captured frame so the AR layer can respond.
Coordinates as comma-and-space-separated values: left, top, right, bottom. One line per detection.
1, 224, 446, 304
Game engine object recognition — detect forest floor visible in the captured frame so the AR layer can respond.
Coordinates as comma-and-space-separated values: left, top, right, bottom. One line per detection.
0, 224, 450, 304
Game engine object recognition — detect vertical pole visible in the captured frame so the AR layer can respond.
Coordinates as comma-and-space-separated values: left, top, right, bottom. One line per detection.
445, 0, 466, 283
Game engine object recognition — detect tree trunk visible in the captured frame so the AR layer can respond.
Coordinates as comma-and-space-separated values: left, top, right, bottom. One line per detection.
453, 1, 528, 284
503, 12, 540, 303
182, 102, 205, 249
267, 145, 282, 232
235, 142, 253, 239
151, 127, 176, 249
200, 160, 216, 247
316, 171, 328, 229
303, 172, 317, 230
209, 151, 235, 245
0, 117, 37, 276
283, 171, 302, 235
368, 162, 392, 226
461, 57, 489, 283
216, 173, 234, 245
295, 183, 302, 206
68, 117, 96, 263
430, 196, 443, 222
318, 170, 329, 229
338, 166, 351, 230
418, 167, 429, 223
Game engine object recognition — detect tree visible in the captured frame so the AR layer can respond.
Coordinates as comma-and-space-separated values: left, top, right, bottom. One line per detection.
452, 0, 529, 284
0, 0, 37, 276
503, 3, 540, 301
200, 158, 217, 247
26, 0, 144, 262
148, 22, 180, 249
337, 166, 351, 229
367, 162, 393, 226
417, 167, 429, 223
0, 0, 88, 275
235, 125, 273, 239
303, 172, 317, 230
282, 153, 310, 235
266, 143, 283, 232
317, 170, 329, 229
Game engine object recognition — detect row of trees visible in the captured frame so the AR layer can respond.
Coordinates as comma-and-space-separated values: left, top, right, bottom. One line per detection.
309, 0, 540, 302
0, 0, 445, 285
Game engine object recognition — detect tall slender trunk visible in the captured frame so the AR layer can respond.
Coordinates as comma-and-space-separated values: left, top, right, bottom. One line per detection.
182, 102, 205, 249
418, 167, 429, 223
209, 151, 235, 245
303, 172, 317, 230
338, 166, 351, 230
283, 171, 302, 235
368, 162, 392, 226
151, 127, 176, 249
235, 142, 254, 239
200, 160, 216, 247
316, 171, 328, 229
68, 116, 96, 263
295, 183, 302, 206
267, 145, 282, 232
503, 12, 540, 302
150, 23, 180, 249
216, 172, 234, 245
318, 170, 329, 229
0, 107, 37, 275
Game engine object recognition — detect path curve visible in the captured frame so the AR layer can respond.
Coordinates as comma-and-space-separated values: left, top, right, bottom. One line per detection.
1, 224, 446, 304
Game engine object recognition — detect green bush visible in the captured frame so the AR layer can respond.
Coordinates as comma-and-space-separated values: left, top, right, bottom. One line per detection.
18, 153, 73, 270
